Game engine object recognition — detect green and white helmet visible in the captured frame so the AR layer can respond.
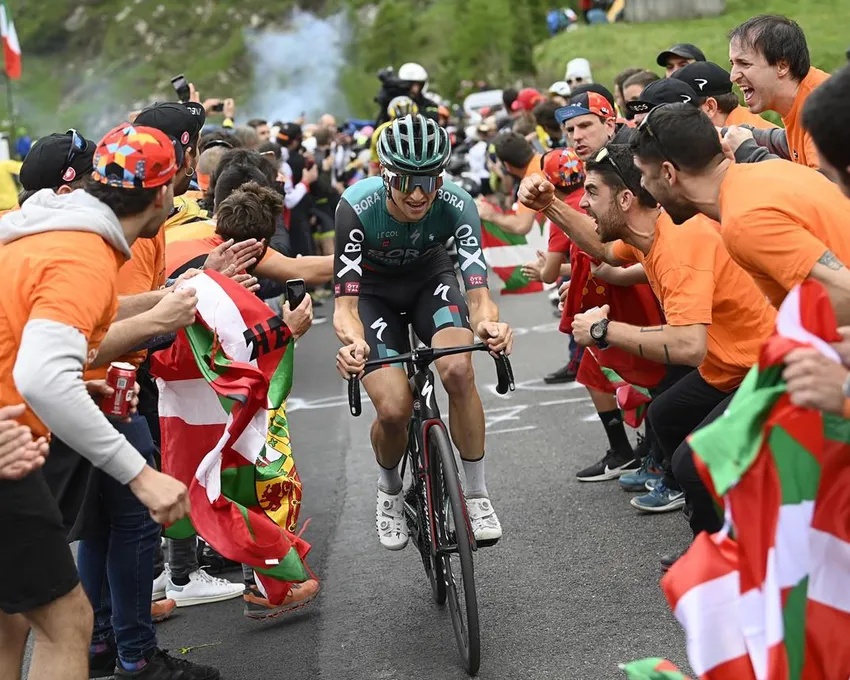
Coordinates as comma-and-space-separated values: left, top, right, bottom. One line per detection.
377, 114, 451, 175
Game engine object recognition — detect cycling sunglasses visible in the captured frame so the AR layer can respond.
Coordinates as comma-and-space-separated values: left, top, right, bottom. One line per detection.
65, 128, 87, 167
637, 105, 680, 170
384, 170, 443, 194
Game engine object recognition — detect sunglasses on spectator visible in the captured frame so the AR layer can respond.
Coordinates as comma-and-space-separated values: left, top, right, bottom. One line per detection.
593, 146, 630, 189
65, 128, 86, 168
203, 139, 234, 151
384, 170, 443, 194
637, 105, 680, 170
567, 77, 585, 85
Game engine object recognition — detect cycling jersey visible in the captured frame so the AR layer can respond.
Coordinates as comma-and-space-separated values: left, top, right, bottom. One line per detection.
334, 176, 488, 297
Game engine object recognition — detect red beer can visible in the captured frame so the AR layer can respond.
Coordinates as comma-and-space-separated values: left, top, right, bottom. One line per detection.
101, 362, 137, 418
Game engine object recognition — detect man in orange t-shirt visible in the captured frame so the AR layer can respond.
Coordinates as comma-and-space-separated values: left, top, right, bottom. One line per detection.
0, 123, 191, 680
729, 15, 828, 168
631, 104, 850, 323
520, 144, 776, 543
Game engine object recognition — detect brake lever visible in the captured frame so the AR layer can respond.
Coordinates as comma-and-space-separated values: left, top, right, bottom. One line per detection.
348, 376, 362, 416
493, 353, 515, 395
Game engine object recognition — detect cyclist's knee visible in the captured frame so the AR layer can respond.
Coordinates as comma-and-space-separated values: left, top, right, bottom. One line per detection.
373, 394, 413, 431
437, 355, 474, 397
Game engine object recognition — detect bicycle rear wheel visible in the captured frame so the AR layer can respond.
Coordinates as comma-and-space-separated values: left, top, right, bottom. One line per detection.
428, 425, 480, 675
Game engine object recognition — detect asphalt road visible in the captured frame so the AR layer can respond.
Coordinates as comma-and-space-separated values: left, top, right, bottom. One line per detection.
21, 289, 692, 679
147, 289, 693, 680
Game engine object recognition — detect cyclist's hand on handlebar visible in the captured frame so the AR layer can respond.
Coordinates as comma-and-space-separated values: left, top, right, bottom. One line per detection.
476, 321, 513, 356
336, 340, 370, 379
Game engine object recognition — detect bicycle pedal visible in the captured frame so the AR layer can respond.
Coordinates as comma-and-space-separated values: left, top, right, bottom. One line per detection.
475, 537, 500, 549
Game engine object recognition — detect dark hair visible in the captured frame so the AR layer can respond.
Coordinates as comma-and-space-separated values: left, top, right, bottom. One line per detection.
205, 148, 278, 209
493, 131, 534, 168
623, 70, 661, 92
257, 140, 282, 160
215, 181, 282, 243
532, 100, 561, 134
729, 14, 811, 81
502, 88, 519, 109
82, 176, 162, 217
17, 175, 88, 206
511, 116, 535, 136
585, 144, 658, 208
614, 67, 645, 92
199, 130, 240, 154
803, 63, 850, 179
705, 92, 741, 115
247, 118, 268, 130
630, 103, 723, 172
213, 165, 270, 211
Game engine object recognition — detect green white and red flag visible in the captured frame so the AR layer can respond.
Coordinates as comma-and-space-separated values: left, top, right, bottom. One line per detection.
479, 198, 545, 295
621, 658, 692, 680
652, 279, 850, 679
599, 365, 652, 428
0, 1, 20, 80
150, 270, 312, 605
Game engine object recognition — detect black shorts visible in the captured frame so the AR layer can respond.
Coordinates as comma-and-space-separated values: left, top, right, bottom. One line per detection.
0, 470, 80, 614
359, 267, 471, 375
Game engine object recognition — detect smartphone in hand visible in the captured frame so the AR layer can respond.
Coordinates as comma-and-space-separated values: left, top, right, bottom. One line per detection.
285, 279, 307, 309
171, 74, 191, 102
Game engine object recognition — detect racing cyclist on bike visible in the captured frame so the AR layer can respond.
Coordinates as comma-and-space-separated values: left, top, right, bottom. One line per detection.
334, 114, 513, 550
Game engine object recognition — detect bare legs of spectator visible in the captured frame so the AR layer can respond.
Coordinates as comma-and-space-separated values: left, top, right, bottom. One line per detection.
0, 584, 93, 680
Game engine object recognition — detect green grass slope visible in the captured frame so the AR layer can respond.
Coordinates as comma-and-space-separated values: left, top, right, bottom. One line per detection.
535, 0, 849, 91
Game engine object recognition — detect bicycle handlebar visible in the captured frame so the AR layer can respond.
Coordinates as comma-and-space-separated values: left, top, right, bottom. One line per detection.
347, 343, 515, 417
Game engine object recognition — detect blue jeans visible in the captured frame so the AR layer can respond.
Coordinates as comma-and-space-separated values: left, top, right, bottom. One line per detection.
76, 415, 159, 663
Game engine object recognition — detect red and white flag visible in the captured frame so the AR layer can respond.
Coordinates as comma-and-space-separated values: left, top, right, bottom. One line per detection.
0, 1, 20, 80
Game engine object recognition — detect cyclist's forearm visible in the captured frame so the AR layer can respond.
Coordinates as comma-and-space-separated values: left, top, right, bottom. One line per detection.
115, 290, 167, 321
468, 291, 499, 330
334, 304, 365, 345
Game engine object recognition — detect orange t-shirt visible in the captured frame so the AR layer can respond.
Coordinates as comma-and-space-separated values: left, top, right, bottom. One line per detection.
724, 105, 779, 130
718, 160, 850, 308
782, 67, 829, 169
0, 231, 124, 436
86, 230, 167, 380
516, 154, 544, 215
611, 212, 776, 392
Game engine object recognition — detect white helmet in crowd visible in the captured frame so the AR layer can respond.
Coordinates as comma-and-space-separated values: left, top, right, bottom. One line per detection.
398, 62, 428, 85
565, 57, 593, 85
548, 81, 572, 97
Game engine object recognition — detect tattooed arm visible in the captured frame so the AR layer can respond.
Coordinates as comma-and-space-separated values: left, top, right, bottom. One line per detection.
571, 308, 708, 367
809, 250, 850, 326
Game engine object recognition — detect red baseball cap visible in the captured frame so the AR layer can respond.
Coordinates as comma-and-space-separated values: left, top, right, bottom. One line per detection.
92, 123, 178, 190
542, 147, 585, 191
555, 92, 615, 125
511, 88, 545, 112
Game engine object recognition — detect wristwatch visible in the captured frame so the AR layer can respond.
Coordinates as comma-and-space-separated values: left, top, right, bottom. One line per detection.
590, 319, 610, 350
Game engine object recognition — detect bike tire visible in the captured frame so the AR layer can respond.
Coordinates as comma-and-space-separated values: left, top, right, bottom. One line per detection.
428, 425, 480, 675
411, 443, 446, 605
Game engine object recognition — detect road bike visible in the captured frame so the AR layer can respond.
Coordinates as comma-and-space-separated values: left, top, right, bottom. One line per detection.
348, 333, 514, 675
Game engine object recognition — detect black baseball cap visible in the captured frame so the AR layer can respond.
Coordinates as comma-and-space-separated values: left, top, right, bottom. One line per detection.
570, 83, 617, 112
626, 79, 700, 116
19, 130, 97, 190
672, 61, 733, 98
277, 123, 303, 144
656, 43, 706, 67
134, 102, 204, 152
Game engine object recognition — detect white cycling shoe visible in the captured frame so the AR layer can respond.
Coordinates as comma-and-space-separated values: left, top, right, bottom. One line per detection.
376, 488, 409, 550
466, 497, 502, 543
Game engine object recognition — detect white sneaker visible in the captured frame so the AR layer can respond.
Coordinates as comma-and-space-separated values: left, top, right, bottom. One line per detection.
467, 497, 502, 543
376, 488, 408, 550
166, 569, 244, 607
152, 564, 170, 601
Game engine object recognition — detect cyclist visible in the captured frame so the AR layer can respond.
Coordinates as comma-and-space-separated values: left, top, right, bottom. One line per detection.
334, 114, 513, 550
369, 96, 419, 177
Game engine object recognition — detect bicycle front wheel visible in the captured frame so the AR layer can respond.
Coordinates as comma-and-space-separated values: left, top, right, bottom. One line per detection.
428, 425, 480, 675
